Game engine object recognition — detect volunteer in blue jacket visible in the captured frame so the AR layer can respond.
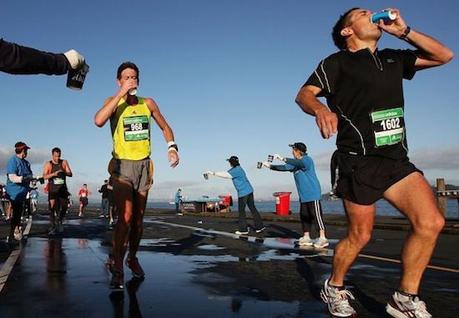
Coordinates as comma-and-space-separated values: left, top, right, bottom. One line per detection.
205, 156, 265, 235
175, 188, 183, 215
5, 142, 34, 243
262, 143, 328, 248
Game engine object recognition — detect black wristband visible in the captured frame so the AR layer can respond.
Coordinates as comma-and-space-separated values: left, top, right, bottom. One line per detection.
399, 26, 411, 39
168, 144, 179, 152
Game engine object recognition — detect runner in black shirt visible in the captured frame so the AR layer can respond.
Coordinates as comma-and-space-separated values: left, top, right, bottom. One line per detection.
43, 147, 73, 235
295, 7, 453, 318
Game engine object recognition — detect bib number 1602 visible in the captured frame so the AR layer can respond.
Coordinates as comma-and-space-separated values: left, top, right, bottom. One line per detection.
380, 118, 400, 131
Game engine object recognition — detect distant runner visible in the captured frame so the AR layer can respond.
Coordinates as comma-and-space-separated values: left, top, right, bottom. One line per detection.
98, 179, 110, 218
78, 184, 90, 217
43, 147, 73, 234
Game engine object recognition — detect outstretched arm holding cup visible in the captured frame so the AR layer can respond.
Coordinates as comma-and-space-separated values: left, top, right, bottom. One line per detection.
0, 38, 85, 75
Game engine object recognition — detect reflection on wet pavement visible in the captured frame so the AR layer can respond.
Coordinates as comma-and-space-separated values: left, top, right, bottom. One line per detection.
0, 236, 331, 317
0, 216, 457, 318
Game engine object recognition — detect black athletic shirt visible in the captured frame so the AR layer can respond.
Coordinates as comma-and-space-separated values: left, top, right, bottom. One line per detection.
48, 160, 67, 193
304, 48, 417, 160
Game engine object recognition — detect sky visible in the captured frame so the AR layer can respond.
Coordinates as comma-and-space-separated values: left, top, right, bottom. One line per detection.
1, 0, 458, 202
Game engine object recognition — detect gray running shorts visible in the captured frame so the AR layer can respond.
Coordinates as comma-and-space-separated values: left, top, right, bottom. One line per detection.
108, 158, 154, 193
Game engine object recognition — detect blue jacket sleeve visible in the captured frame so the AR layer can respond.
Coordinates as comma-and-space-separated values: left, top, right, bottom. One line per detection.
285, 158, 306, 169
270, 164, 296, 172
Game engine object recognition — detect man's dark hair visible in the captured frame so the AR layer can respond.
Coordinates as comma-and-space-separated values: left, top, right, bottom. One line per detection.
52, 147, 61, 154
332, 8, 359, 50
117, 61, 139, 83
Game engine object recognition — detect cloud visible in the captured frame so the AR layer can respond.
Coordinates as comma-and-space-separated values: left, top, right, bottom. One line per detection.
313, 151, 334, 171
312, 147, 459, 172
153, 180, 202, 190
410, 148, 459, 170
0, 145, 49, 174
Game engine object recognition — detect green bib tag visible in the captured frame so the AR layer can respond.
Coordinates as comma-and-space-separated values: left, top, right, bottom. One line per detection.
123, 115, 150, 141
371, 107, 405, 147
53, 178, 65, 185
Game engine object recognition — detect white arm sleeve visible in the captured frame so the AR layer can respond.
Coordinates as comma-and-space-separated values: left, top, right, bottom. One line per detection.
214, 171, 233, 179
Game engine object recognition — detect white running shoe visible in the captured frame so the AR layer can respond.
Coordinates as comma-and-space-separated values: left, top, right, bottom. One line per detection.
320, 279, 356, 317
13, 227, 23, 241
314, 237, 329, 249
298, 236, 313, 246
386, 291, 432, 318
255, 227, 266, 233
235, 229, 249, 235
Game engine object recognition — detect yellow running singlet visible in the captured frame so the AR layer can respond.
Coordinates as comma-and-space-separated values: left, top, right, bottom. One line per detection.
111, 97, 151, 160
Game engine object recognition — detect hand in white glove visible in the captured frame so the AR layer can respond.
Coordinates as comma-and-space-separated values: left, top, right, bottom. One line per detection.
273, 153, 285, 162
64, 49, 85, 69
262, 161, 272, 168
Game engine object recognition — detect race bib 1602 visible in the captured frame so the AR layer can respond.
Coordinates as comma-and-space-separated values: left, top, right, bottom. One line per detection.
371, 107, 405, 147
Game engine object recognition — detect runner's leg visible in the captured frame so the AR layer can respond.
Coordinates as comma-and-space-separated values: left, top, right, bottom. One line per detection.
128, 191, 148, 258
49, 198, 57, 229
112, 179, 134, 270
383, 172, 444, 294
329, 200, 375, 286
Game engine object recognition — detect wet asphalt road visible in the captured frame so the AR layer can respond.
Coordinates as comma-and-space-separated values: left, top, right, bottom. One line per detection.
0, 211, 458, 318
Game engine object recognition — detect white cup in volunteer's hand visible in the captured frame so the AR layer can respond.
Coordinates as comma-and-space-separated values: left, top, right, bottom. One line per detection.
128, 88, 137, 96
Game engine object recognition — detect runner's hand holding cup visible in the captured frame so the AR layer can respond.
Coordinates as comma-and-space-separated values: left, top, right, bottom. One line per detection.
118, 78, 137, 97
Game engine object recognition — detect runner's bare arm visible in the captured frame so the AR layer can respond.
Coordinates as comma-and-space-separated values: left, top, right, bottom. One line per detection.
377, 8, 454, 70
94, 79, 137, 127
295, 85, 338, 139
146, 98, 180, 168
146, 98, 175, 141
63, 160, 73, 177
42, 162, 57, 180
94, 97, 120, 127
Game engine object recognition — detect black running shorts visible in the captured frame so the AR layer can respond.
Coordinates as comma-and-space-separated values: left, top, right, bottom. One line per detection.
80, 197, 88, 206
48, 187, 69, 201
332, 151, 422, 205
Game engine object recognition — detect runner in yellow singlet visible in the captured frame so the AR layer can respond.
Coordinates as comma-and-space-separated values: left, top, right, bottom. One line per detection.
94, 62, 179, 290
